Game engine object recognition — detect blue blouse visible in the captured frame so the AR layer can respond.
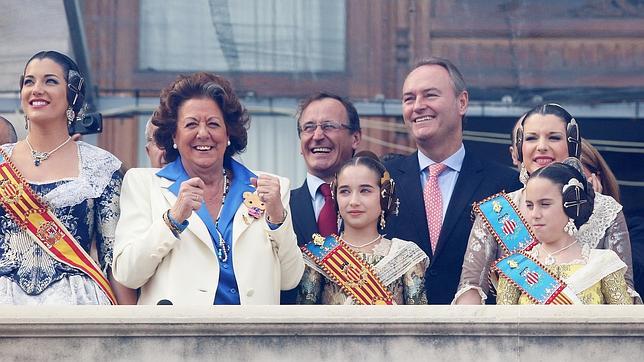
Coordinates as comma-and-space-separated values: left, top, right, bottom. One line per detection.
157, 156, 258, 305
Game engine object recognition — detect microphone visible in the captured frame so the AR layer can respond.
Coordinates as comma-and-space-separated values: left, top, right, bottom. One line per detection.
157, 299, 173, 305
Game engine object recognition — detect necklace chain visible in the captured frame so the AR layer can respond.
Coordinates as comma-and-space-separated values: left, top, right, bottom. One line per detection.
341, 233, 383, 249
542, 239, 578, 266
25, 136, 72, 166
215, 168, 231, 262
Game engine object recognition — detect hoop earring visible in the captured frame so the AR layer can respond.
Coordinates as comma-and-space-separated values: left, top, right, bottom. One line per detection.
563, 218, 578, 236
519, 163, 529, 185
379, 210, 386, 230
66, 106, 75, 125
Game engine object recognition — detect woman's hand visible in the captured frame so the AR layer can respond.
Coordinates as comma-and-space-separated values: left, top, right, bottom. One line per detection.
252, 175, 286, 224
588, 173, 603, 194
170, 177, 204, 222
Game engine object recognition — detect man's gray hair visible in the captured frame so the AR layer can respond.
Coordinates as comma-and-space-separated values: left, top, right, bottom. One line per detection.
412, 57, 467, 96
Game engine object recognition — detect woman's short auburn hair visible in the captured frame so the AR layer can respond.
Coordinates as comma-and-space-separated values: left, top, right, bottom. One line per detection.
153, 72, 249, 162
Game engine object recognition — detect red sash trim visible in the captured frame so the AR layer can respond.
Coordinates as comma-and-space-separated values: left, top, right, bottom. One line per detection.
0, 149, 117, 304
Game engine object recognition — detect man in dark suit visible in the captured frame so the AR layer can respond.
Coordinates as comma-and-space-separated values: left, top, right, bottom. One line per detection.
281, 92, 361, 304
385, 58, 521, 304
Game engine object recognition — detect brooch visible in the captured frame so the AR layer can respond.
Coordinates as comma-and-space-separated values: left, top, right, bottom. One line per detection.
242, 191, 265, 224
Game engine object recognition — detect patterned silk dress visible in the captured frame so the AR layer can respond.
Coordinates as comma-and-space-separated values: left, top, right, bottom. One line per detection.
0, 142, 121, 304
297, 238, 428, 305
496, 248, 632, 305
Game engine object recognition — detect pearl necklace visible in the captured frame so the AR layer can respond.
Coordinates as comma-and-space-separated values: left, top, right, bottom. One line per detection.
214, 168, 231, 262
25, 136, 72, 166
541, 240, 578, 266
341, 233, 383, 249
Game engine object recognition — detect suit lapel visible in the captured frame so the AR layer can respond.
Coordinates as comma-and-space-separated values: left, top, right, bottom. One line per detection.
433, 151, 483, 259
396, 152, 432, 258
290, 181, 318, 246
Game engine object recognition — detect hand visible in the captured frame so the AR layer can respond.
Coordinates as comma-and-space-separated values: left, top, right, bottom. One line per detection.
588, 173, 603, 194
251, 175, 285, 223
170, 177, 204, 223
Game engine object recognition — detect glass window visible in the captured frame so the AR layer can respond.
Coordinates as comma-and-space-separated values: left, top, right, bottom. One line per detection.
139, 0, 346, 72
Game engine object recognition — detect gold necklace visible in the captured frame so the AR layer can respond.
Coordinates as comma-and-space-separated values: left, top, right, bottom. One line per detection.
25, 136, 72, 166
341, 233, 383, 249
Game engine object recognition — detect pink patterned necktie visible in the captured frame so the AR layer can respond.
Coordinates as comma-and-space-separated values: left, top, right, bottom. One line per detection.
424, 163, 447, 253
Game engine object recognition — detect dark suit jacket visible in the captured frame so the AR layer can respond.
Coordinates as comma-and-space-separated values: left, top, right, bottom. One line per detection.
281, 180, 319, 304
384, 149, 521, 304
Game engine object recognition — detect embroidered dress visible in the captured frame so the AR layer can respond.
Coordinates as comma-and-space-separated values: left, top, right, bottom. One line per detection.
0, 142, 121, 305
497, 249, 632, 305
455, 189, 640, 303
297, 238, 428, 305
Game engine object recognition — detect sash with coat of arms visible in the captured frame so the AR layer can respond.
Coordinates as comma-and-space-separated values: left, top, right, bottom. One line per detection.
301, 234, 394, 305
493, 250, 581, 304
0, 148, 117, 304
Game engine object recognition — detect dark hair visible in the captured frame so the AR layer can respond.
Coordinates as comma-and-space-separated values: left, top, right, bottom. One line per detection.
154, 72, 249, 162
516, 103, 581, 162
529, 159, 595, 228
0, 116, 17, 144
332, 151, 398, 230
411, 57, 467, 96
295, 92, 361, 135
580, 138, 620, 203
20, 51, 86, 115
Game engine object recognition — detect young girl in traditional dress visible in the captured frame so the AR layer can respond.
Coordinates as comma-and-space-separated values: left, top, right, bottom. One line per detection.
496, 159, 632, 304
297, 152, 428, 305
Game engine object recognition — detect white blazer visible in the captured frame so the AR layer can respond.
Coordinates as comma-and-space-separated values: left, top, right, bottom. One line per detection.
112, 167, 304, 305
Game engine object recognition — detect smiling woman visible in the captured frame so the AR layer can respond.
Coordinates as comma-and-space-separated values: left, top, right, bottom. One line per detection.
455, 103, 640, 305
0, 51, 135, 305
112, 72, 304, 305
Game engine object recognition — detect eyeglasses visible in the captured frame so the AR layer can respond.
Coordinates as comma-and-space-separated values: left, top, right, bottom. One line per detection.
298, 121, 351, 135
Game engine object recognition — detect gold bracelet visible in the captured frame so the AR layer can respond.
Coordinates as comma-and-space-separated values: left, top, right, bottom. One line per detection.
266, 209, 288, 225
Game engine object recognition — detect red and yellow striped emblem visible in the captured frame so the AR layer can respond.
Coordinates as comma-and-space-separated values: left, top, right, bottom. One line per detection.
0, 149, 117, 304
303, 234, 394, 305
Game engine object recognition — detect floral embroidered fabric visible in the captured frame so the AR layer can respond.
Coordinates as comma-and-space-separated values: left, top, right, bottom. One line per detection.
296, 238, 428, 305
497, 263, 632, 305
0, 142, 121, 301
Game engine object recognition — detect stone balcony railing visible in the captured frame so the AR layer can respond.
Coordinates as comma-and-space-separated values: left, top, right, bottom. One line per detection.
1, 305, 643, 361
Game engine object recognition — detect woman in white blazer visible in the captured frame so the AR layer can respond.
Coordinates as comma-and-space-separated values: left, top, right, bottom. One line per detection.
112, 72, 304, 305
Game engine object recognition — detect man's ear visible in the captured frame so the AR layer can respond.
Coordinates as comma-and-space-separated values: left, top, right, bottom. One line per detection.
351, 130, 362, 150
457, 90, 469, 116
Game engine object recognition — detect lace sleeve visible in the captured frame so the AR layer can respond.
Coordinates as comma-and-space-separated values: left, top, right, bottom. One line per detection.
296, 265, 323, 304
456, 214, 499, 300
601, 211, 636, 292
94, 170, 123, 273
496, 276, 521, 305
403, 260, 428, 305
601, 269, 633, 305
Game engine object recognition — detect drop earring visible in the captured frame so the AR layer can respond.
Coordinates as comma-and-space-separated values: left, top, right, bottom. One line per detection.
24, 115, 29, 130
173, 143, 178, 149
337, 213, 343, 234
227, 140, 231, 146
379, 210, 386, 230
519, 163, 529, 185
563, 218, 578, 236
66, 106, 75, 125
